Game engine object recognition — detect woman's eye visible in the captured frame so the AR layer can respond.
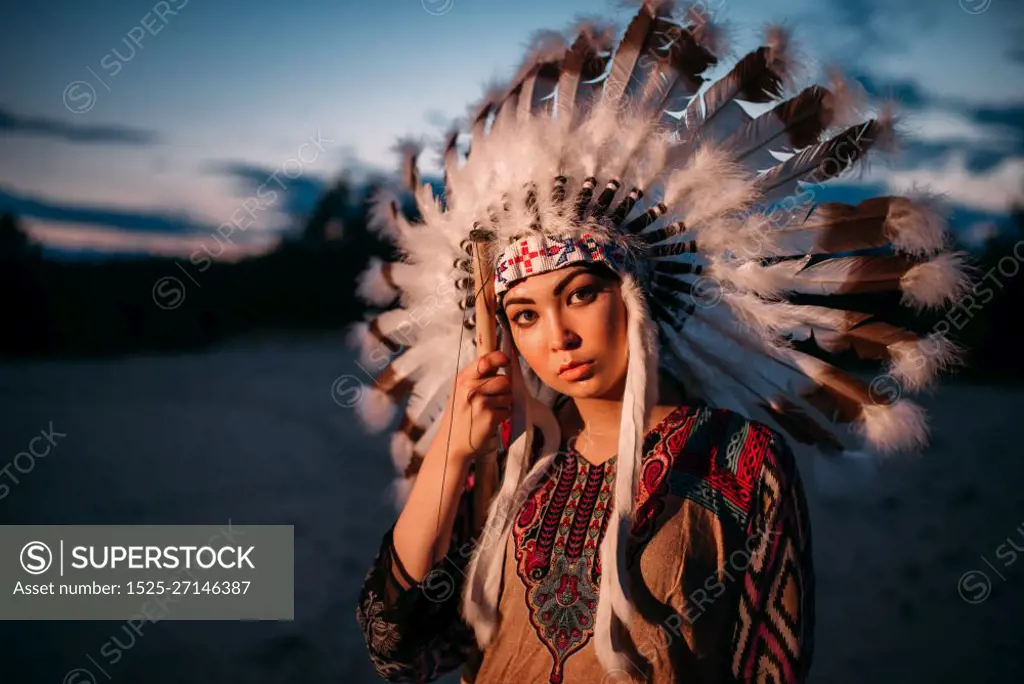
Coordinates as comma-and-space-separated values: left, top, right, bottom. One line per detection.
569, 287, 598, 304
512, 310, 537, 326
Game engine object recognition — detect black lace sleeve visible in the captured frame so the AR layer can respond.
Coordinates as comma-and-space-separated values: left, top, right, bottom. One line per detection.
355, 478, 480, 682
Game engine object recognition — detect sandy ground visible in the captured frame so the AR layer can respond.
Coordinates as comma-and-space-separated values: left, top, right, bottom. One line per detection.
0, 332, 1021, 684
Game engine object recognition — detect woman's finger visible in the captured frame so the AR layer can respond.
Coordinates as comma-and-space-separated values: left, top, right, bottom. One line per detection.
480, 394, 512, 411
474, 350, 510, 379
470, 391, 511, 412
472, 375, 511, 396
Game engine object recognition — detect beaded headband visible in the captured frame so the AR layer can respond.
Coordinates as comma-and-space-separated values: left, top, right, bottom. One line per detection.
492, 232, 634, 298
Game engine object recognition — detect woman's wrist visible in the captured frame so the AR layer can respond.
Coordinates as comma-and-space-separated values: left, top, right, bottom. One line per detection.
424, 438, 476, 475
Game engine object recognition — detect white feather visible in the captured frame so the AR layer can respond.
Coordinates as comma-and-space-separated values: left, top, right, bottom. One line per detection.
857, 400, 929, 455
900, 251, 973, 309
345, 321, 375, 368
368, 188, 411, 241
355, 257, 400, 306
355, 386, 397, 434
887, 332, 965, 392
389, 431, 415, 474
886, 192, 951, 256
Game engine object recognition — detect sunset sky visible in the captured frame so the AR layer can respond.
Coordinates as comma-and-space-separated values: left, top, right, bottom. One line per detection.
1, 0, 1022, 259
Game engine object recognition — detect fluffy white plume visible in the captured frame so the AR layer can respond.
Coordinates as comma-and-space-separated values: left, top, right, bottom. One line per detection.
389, 431, 414, 474
367, 188, 408, 241
856, 400, 929, 455
900, 251, 974, 309
355, 386, 397, 434
345, 321, 375, 368
887, 192, 951, 256
356, 257, 400, 306
888, 332, 965, 392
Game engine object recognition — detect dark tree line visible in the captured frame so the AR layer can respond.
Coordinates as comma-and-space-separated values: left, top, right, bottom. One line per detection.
0, 176, 399, 357
952, 199, 1024, 381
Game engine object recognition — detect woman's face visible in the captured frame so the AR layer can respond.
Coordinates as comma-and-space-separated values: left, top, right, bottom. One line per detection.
501, 264, 629, 399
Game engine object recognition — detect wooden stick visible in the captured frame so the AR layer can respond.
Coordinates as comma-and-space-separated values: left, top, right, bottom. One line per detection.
470, 231, 499, 535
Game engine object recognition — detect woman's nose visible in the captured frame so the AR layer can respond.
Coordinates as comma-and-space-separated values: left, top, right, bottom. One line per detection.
549, 320, 581, 351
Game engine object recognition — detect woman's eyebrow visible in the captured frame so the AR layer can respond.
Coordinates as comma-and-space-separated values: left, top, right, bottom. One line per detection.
502, 268, 590, 307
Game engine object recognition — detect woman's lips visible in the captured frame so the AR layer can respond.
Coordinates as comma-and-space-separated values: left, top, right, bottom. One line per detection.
558, 360, 595, 381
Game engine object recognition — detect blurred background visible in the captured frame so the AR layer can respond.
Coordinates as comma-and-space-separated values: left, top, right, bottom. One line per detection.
1, 0, 1023, 682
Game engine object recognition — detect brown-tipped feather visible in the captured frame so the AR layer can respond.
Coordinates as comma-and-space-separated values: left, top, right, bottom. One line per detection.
770, 254, 918, 296
773, 197, 896, 256
795, 353, 882, 426
517, 72, 538, 122
757, 119, 884, 204
442, 130, 460, 190
639, 19, 713, 109
559, 25, 613, 124
683, 46, 787, 131
760, 396, 845, 450
400, 149, 419, 193
799, 319, 917, 361
663, 24, 716, 100
370, 317, 403, 354
398, 413, 426, 445
404, 452, 425, 478
470, 101, 495, 149
604, 4, 656, 107
493, 83, 521, 133
725, 85, 835, 164
841, 320, 918, 358
556, 34, 586, 122
375, 364, 416, 401
517, 62, 561, 120
380, 261, 399, 292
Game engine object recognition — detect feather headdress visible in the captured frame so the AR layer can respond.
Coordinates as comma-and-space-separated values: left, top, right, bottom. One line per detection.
348, 1, 970, 675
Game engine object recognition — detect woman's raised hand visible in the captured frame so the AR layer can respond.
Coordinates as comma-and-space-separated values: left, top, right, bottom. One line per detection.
433, 350, 512, 464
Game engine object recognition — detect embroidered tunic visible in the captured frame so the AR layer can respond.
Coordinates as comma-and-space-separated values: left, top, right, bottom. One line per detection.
355, 402, 814, 683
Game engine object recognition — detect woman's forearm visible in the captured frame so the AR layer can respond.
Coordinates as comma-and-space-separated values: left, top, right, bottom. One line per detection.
390, 438, 473, 587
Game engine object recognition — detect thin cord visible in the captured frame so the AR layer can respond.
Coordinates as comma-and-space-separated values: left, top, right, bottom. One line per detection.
434, 275, 494, 564
435, 308, 467, 565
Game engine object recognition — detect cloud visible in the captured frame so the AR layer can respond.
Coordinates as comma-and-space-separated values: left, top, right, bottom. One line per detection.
849, 72, 936, 110
0, 107, 159, 146
204, 160, 328, 226
899, 143, 1012, 175
970, 104, 1024, 132
834, 67, 1024, 200
205, 147, 402, 224
961, 220, 1000, 248
881, 153, 1024, 214
0, 186, 279, 260
900, 108, 1020, 146
893, 107, 1023, 172
820, 0, 936, 55
0, 186, 223, 236
25, 220, 278, 261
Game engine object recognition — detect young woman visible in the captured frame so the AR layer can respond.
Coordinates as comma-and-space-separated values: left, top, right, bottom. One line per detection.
352, 3, 968, 682
357, 257, 814, 683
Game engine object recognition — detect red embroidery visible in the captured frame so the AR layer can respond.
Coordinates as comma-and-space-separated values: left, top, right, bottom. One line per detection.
509, 405, 693, 683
